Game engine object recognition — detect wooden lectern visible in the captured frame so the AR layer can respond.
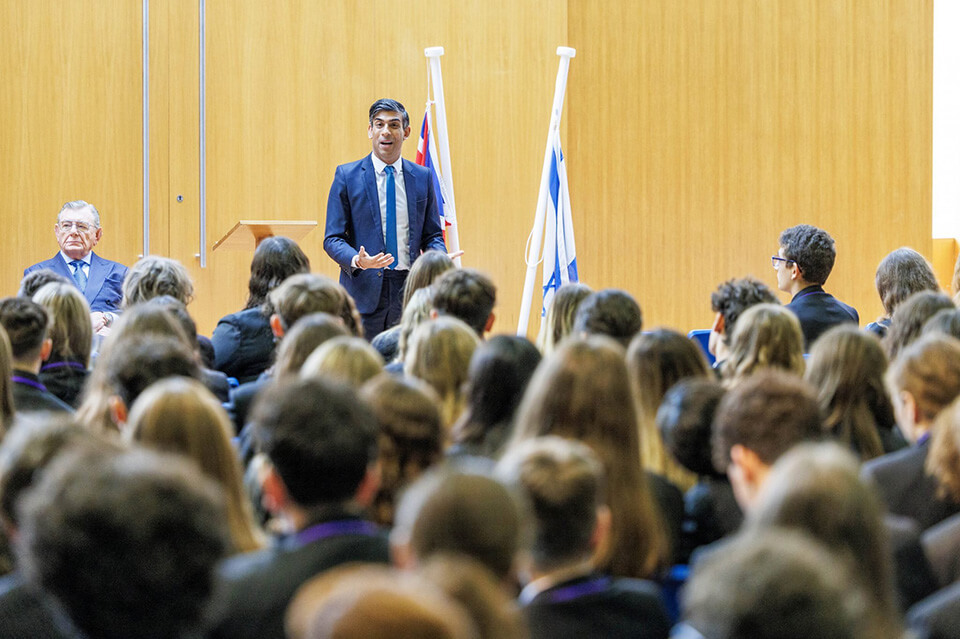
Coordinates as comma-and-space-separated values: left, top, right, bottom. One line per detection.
212, 220, 317, 252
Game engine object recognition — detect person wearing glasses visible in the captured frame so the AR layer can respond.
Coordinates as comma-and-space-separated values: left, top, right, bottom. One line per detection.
23, 200, 128, 334
772, 224, 859, 350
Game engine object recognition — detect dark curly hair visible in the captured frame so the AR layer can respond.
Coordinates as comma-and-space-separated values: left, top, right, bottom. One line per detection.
778, 225, 837, 285
710, 277, 779, 346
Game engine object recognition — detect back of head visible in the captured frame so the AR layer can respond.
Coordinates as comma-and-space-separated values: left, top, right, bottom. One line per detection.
778, 224, 837, 285
922, 307, 960, 342
122, 255, 194, 308
749, 443, 897, 620
104, 335, 201, 409
453, 335, 542, 456
0, 328, 13, 434
286, 565, 476, 639
572, 289, 642, 348
804, 325, 892, 459
497, 436, 603, 570
360, 375, 443, 527
144, 295, 198, 346
884, 290, 956, 360
397, 287, 435, 362
431, 268, 497, 336
18, 269, 72, 299
273, 312, 350, 378
270, 273, 360, 336
393, 470, 522, 581
887, 333, 960, 424
875, 247, 940, 317
16, 448, 228, 639
403, 250, 455, 311
723, 303, 805, 382
32, 282, 93, 365
681, 528, 873, 639
656, 378, 727, 478
927, 397, 960, 502
404, 316, 480, 426
251, 376, 377, 507
246, 236, 310, 310
713, 369, 823, 471
300, 336, 384, 387
537, 282, 593, 355
626, 328, 711, 419
0, 297, 50, 361
710, 277, 779, 345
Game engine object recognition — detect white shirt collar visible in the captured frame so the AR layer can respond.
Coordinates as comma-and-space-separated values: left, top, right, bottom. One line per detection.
370, 152, 403, 176
60, 251, 92, 267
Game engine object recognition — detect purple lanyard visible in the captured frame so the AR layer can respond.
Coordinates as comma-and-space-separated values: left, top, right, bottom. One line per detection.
294, 519, 378, 547
40, 361, 86, 372
544, 576, 612, 603
12, 376, 48, 392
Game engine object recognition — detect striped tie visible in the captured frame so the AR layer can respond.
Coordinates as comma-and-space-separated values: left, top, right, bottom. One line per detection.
70, 259, 87, 291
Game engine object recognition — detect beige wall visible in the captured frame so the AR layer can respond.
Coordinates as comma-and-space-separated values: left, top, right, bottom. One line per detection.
1, 1, 932, 337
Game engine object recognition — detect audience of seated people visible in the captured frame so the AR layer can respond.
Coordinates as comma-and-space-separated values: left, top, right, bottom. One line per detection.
0, 238, 958, 639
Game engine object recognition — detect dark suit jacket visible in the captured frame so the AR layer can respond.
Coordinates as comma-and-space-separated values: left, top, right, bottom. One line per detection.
24, 252, 127, 313
211, 308, 275, 383
0, 573, 75, 638
324, 155, 447, 314
861, 439, 960, 531
208, 516, 389, 639
12, 370, 74, 414
38, 361, 88, 409
523, 574, 670, 639
785, 284, 859, 350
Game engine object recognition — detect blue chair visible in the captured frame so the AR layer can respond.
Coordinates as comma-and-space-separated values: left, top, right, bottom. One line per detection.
687, 329, 716, 367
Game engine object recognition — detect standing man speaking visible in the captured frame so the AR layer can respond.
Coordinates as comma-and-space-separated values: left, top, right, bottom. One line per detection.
324, 99, 449, 339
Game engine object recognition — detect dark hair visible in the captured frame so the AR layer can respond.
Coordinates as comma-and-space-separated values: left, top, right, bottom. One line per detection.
710, 277, 779, 345
657, 378, 727, 478
778, 224, 837, 285
682, 528, 874, 639
360, 375, 443, 527
883, 291, 956, 361
272, 312, 349, 378
269, 273, 362, 336
16, 448, 229, 639
431, 269, 497, 336
246, 236, 310, 311
18, 269, 72, 299
572, 289, 643, 349
369, 98, 410, 129
498, 436, 604, 569
452, 336, 542, 458
403, 251, 455, 311
251, 377, 377, 506
145, 295, 198, 346
0, 297, 51, 360
874, 247, 940, 317
923, 308, 960, 341
104, 336, 202, 408
713, 369, 823, 470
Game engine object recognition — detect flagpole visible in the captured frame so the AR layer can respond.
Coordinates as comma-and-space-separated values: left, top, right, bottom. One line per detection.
424, 46, 461, 267
517, 46, 576, 336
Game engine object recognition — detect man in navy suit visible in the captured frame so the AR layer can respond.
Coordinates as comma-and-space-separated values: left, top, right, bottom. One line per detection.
324, 99, 449, 339
773, 224, 858, 350
24, 200, 128, 333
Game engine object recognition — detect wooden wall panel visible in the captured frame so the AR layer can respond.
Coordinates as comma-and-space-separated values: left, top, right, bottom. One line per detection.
567, 0, 932, 333
0, 0, 142, 298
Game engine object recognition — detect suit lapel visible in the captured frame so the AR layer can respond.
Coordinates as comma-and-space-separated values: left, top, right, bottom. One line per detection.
83, 253, 108, 306
402, 159, 422, 261
361, 156, 384, 250
48, 254, 75, 281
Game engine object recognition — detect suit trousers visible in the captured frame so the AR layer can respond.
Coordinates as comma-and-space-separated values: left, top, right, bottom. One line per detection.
361, 269, 407, 340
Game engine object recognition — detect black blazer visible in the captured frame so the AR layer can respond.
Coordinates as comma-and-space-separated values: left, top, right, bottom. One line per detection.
211, 308, 275, 384
785, 285, 859, 350
208, 517, 389, 639
38, 361, 89, 409
523, 574, 670, 639
12, 370, 73, 414
0, 573, 74, 639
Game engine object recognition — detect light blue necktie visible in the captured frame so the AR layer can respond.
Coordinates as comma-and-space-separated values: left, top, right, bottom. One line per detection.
70, 259, 87, 291
384, 165, 398, 269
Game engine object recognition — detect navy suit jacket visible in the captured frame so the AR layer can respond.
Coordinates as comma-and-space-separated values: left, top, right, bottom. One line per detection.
24, 252, 127, 313
324, 155, 447, 314
785, 284, 859, 350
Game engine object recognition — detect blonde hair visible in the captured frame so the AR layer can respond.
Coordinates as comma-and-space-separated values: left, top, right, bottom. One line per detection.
952, 251, 960, 305
536, 282, 593, 356
404, 317, 479, 430
300, 336, 384, 387
723, 303, 805, 385
0, 327, 14, 437
33, 281, 93, 366
397, 288, 434, 363
928, 397, 960, 503
887, 334, 960, 425
273, 313, 349, 379
125, 377, 265, 554
122, 256, 194, 308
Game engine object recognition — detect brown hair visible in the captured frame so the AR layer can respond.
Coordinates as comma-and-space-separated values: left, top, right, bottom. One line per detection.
125, 377, 265, 554
874, 247, 940, 317
626, 329, 710, 490
300, 336, 384, 387
804, 326, 894, 460
722, 303, 805, 385
33, 282, 92, 366
404, 317, 479, 430
122, 256, 194, 308
886, 334, 960, 425
508, 336, 667, 578
269, 274, 362, 337
0, 327, 13, 436
883, 291, 955, 361
927, 397, 960, 502
272, 313, 349, 378
360, 375, 443, 527
402, 250, 455, 311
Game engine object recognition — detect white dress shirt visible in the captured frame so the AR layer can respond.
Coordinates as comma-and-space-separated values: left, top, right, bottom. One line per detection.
370, 152, 411, 270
